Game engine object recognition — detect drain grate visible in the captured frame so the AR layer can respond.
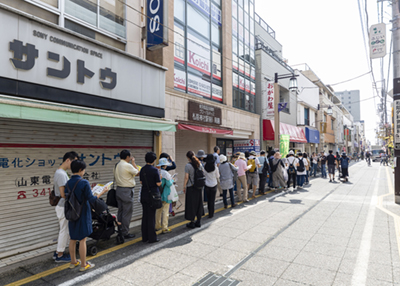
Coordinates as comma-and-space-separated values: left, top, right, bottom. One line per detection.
192, 272, 240, 286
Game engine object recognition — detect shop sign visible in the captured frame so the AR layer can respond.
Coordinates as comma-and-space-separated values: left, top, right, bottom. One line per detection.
211, 3, 222, 26
251, 82, 256, 95
0, 10, 165, 109
187, 73, 211, 98
146, 0, 169, 50
264, 81, 274, 119
174, 69, 186, 91
187, 33, 211, 76
369, 23, 386, 59
212, 50, 222, 80
394, 99, 400, 149
174, 24, 185, 65
212, 84, 223, 102
234, 139, 261, 154
280, 134, 290, 158
245, 79, 251, 93
188, 101, 222, 125
239, 76, 245, 91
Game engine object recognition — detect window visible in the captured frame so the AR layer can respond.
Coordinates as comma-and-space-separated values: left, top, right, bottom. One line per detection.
174, 0, 185, 23
331, 119, 334, 130
324, 114, 327, 122
65, 0, 126, 38
36, 0, 58, 7
304, 108, 310, 125
188, 4, 210, 39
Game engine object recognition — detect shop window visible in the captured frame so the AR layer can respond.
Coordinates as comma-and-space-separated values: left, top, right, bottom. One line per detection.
36, 0, 58, 7
304, 108, 310, 125
232, 36, 238, 55
174, 0, 185, 23
331, 119, 335, 130
279, 89, 290, 113
188, 4, 210, 39
232, 0, 237, 18
212, 23, 221, 46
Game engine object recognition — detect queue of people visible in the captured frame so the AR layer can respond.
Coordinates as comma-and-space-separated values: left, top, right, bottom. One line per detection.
51, 147, 356, 272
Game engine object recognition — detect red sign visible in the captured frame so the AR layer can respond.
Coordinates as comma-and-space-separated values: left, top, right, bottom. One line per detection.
178, 123, 233, 135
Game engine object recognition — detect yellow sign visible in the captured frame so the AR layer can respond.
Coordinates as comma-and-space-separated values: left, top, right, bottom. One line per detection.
320, 122, 327, 133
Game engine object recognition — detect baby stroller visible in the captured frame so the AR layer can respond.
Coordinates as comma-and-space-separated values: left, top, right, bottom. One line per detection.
87, 199, 124, 256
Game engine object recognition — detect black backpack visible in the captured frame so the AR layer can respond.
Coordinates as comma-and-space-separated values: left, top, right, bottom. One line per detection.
261, 157, 270, 176
271, 159, 281, 173
64, 179, 84, 222
297, 158, 305, 172
288, 162, 296, 174
191, 163, 206, 188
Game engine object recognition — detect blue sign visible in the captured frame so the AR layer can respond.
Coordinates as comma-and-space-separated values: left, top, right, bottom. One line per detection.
234, 139, 261, 154
147, 0, 168, 50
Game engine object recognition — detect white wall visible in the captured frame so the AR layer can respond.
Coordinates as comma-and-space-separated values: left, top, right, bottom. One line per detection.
297, 72, 319, 110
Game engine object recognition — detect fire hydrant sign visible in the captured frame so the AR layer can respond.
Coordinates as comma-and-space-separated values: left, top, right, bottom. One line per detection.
395, 100, 400, 149
370, 23, 386, 59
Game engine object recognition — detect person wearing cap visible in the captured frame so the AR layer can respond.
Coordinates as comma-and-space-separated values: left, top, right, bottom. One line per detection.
339, 152, 350, 182
285, 150, 298, 190
155, 158, 173, 234
159, 153, 176, 216
219, 154, 238, 208
257, 150, 269, 195
235, 153, 249, 202
247, 151, 261, 198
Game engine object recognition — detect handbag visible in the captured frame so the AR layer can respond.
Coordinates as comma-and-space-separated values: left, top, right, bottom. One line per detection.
143, 170, 162, 209
106, 162, 119, 208
168, 183, 179, 202
49, 187, 60, 206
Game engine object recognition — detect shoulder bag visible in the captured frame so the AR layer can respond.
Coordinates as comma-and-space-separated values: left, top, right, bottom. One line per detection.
49, 187, 60, 206
143, 170, 162, 209
106, 162, 119, 208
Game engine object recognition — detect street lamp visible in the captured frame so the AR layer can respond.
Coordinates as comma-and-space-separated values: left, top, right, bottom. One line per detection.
274, 72, 298, 148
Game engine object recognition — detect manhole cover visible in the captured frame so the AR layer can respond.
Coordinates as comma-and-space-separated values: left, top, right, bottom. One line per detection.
192, 272, 240, 286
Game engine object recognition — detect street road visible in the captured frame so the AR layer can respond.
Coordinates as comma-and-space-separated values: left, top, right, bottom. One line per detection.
1, 160, 399, 286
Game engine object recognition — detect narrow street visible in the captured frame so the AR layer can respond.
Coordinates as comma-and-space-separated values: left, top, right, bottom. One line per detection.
1, 160, 399, 286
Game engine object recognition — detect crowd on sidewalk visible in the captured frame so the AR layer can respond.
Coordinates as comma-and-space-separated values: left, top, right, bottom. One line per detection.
49, 147, 356, 273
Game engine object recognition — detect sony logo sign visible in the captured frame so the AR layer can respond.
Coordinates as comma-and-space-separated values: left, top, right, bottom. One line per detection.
147, 0, 169, 50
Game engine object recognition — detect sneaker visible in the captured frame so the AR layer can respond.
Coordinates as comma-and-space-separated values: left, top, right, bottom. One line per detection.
52, 251, 57, 260
79, 261, 95, 272
162, 228, 171, 234
55, 253, 71, 263
329, 180, 332, 183
69, 260, 81, 269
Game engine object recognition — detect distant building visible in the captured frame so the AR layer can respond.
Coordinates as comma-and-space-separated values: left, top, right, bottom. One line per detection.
335, 90, 361, 122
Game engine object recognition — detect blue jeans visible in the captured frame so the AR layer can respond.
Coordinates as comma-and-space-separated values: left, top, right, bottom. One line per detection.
223, 188, 235, 206
311, 164, 318, 177
321, 164, 326, 178
305, 170, 309, 183
297, 175, 305, 187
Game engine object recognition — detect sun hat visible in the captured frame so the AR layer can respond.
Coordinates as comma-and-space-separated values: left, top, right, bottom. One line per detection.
250, 151, 257, 156
196, 150, 207, 158
219, 154, 227, 163
157, 157, 172, 166
288, 150, 294, 155
239, 152, 246, 159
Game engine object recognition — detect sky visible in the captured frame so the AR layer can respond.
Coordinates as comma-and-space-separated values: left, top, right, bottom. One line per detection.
255, 0, 393, 144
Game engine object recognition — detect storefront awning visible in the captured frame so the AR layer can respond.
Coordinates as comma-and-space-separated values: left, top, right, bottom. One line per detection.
263, 120, 307, 143
0, 96, 177, 132
177, 122, 233, 135
305, 127, 320, 144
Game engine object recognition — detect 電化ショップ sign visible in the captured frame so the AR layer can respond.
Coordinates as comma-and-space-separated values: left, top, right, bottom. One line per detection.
188, 101, 222, 125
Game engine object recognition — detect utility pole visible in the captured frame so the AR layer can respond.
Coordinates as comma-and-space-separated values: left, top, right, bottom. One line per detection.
392, 0, 400, 204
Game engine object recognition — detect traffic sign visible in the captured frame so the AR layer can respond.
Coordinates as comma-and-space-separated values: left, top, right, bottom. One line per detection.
370, 23, 386, 59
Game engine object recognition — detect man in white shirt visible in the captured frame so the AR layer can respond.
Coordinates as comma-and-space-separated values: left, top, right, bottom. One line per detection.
115, 149, 139, 239
296, 152, 309, 188
285, 150, 298, 191
53, 151, 78, 262
247, 151, 261, 198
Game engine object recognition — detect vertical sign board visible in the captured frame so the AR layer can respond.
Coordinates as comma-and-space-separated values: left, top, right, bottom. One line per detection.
264, 81, 274, 120
280, 135, 290, 158
147, 0, 168, 50
369, 23, 386, 59
394, 99, 400, 150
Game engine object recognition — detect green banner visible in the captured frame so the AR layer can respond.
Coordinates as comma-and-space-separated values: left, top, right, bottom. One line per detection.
280, 134, 290, 158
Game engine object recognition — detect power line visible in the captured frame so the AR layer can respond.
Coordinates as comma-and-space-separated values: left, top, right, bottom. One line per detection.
329, 71, 372, 86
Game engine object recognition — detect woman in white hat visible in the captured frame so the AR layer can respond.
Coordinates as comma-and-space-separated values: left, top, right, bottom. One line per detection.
235, 153, 249, 202
156, 158, 174, 233
218, 154, 239, 208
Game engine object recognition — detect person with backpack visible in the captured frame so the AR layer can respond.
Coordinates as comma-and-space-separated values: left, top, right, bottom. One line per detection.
285, 150, 298, 191
247, 151, 261, 198
52, 151, 79, 263
296, 152, 308, 188
219, 154, 238, 208
204, 154, 220, 218
303, 153, 311, 185
235, 153, 249, 202
320, 152, 327, 178
339, 152, 351, 182
257, 150, 269, 195
155, 158, 174, 234
66, 160, 109, 272
183, 151, 205, 228
159, 153, 176, 217
271, 152, 286, 191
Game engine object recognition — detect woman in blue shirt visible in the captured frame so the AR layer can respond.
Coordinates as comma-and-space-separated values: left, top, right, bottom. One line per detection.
66, 160, 109, 272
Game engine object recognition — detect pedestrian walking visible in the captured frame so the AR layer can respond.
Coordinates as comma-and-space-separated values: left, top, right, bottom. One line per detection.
140, 152, 162, 243
213, 146, 223, 198
204, 154, 220, 218
339, 152, 350, 182
268, 150, 275, 188
326, 150, 337, 182
114, 150, 139, 239
311, 152, 318, 177
156, 158, 173, 234
219, 154, 238, 208
196, 150, 207, 202
285, 150, 298, 190
320, 152, 327, 178
257, 150, 269, 195
271, 152, 286, 191
296, 153, 308, 188
159, 153, 176, 216
53, 151, 79, 262
184, 151, 205, 228
66, 160, 110, 272
247, 151, 261, 198
235, 153, 249, 202
303, 153, 310, 185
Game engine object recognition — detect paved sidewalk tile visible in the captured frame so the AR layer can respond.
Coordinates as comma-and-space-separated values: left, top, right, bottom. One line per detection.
240, 255, 290, 278
280, 263, 336, 286
230, 269, 277, 286
293, 251, 342, 271
256, 245, 301, 262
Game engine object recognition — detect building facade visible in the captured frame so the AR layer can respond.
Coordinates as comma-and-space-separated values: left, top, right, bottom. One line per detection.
0, 0, 176, 258
335, 90, 361, 122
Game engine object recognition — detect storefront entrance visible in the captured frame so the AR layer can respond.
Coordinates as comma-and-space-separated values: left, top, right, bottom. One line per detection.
217, 139, 234, 160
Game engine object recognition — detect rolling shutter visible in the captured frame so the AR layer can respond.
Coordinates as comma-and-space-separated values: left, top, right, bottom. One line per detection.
0, 119, 153, 258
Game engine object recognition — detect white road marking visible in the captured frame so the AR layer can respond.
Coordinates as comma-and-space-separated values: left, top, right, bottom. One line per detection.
351, 168, 381, 286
